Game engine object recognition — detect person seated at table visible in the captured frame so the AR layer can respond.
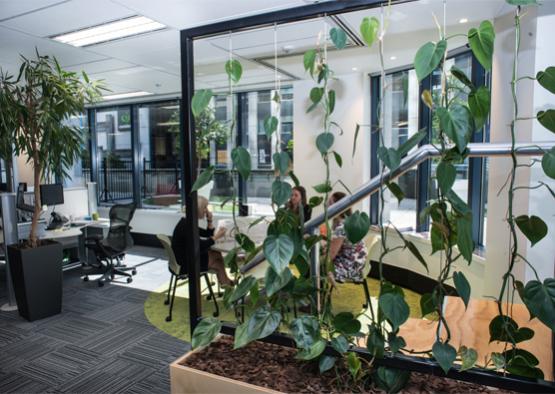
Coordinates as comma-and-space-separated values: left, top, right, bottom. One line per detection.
327, 192, 368, 283
172, 196, 234, 287
286, 186, 312, 221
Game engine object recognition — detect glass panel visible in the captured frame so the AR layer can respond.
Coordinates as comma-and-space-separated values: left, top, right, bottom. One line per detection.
138, 101, 181, 209
95, 107, 134, 204
382, 69, 419, 229
63, 113, 89, 188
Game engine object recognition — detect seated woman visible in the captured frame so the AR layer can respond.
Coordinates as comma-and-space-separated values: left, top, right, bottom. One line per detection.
327, 192, 368, 283
171, 196, 233, 287
286, 186, 312, 221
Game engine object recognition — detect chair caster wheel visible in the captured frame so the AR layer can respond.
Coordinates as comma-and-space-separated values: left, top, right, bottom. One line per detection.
98, 281, 104, 287
127, 277, 132, 283
83, 276, 89, 282
165, 316, 172, 322
132, 269, 137, 275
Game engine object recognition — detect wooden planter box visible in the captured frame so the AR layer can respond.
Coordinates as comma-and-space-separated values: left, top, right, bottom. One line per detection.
170, 347, 280, 394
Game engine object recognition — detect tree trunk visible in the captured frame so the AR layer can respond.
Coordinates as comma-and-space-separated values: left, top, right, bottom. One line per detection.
29, 155, 41, 248
5, 159, 13, 193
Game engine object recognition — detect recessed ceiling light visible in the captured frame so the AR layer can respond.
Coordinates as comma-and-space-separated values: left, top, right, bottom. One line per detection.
390, 56, 397, 60
51, 16, 165, 47
352, 67, 358, 71
459, 18, 469, 24
102, 91, 153, 101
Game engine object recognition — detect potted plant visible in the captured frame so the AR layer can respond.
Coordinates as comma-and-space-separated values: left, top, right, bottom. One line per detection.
172, 0, 555, 392
0, 52, 104, 321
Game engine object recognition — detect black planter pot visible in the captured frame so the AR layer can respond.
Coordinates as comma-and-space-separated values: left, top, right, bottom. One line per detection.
7, 240, 63, 321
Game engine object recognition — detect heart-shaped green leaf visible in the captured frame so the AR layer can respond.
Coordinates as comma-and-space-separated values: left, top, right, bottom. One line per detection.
191, 317, 221, 349
272, 179, 292, 206
310, 87, 324, 105
414, 40, 447, 82
489, 315, 535, 343
273, 152, 290, 176
231, 146, 251, 180
290, 315, 321, 349
191, 89, 213, 118
331, 335, 349, 354
456, 213, 474, 263
235, 233, 255, 253
468, 86, 491, 130
367, 325, 385, 359
265, 266, 293, 297
316, 132, 334, 154
437, 161, 456, 194
360, 17, 379, 48
263, 234, 294, 273
246, 305, 281, 341
333, 312, 361, 335
319, 355, 336, 373
542, 147, 555, 179
377, 146, 401, 170
468, 21, 495, 70
313, 182, 332, 194
420, 292, 436, 317
432, 341, 457, 374
264, 115, 278, 138
450, 66, 475, 90
373, 367, 410, 394
225, 59, 243, 83
330, 27, 347, 49
515, 215, 547, 246
398, 129, 427, 156
233, 321, 249, 349
303, 49, 317, 75
296, 339, 326, 360
228, 275, 257, 303
406, 241, 429, 272
379, 292, 409, 331
453, 271, 471, 309
344, 211, 370, 244
332, 151, 343, 168
459, 346, 478, 371
537, 67, 555, 94
538, 109, 555, 133
386, 181, 404, 204
192, 166, 214, 192
328, 90, 336, 114
523, 279, 555, 331
437, 105, 473, 152
387, 333, 406, 353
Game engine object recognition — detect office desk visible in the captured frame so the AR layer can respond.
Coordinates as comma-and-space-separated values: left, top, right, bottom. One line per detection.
42, 219, 110, 270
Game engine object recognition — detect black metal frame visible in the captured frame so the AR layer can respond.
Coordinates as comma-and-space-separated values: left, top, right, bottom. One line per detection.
179, 0, 555, 391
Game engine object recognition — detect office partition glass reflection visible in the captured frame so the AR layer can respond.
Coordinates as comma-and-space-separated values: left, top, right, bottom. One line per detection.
138, 101, 182, 209
95, 107, 134, 204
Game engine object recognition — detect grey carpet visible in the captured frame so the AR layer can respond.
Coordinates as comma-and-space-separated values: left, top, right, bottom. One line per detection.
0, 246, 190, 394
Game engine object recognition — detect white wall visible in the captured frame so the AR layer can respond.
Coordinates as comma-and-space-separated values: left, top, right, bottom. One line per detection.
293, 72, 371, 215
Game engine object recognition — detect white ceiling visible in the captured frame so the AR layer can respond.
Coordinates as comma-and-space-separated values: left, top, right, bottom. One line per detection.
0, 0, 512, 100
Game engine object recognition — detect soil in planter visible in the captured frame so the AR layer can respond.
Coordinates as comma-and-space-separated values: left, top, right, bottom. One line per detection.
182, 336, 513, 393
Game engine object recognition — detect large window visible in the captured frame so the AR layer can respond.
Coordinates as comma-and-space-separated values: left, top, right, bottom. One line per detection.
95, 107, 134, 204
63, 113, 89, 188
370, 50, 489, 246
138, 101, 181, 208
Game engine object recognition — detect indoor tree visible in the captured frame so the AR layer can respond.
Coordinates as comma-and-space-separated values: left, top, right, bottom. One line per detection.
0, 52, 104, 247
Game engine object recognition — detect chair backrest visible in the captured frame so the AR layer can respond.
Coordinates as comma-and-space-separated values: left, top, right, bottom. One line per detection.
106, 203, 136, 252
157, 234, 180, 275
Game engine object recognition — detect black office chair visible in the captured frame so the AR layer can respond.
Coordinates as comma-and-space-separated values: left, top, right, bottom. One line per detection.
83, 203, 137, 287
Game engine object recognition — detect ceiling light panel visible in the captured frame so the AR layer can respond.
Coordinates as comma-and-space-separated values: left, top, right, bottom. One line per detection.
51, 16, 165, 47
102, 91, 152, 100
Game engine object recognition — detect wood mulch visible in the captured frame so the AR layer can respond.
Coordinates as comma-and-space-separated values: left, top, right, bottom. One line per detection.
182, 335, 513, 393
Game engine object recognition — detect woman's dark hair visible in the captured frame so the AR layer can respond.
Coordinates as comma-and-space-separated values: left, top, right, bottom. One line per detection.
330, 191, 352, 218
287, 186, 308, 214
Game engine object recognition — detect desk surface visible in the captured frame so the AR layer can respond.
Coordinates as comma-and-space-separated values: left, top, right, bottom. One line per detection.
43, 219, 109, 240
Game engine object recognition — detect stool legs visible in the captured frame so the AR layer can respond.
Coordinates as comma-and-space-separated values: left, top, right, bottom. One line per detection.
166, 274, 178, 322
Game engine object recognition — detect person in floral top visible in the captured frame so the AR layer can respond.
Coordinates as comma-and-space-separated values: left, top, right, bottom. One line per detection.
327, 192, 368, 283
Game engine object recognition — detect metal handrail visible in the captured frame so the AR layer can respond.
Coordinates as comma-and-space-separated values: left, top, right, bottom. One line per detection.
240, 141, 554, 273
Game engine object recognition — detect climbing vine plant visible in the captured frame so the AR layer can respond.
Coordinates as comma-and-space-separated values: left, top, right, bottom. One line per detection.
188, 0, 555, 391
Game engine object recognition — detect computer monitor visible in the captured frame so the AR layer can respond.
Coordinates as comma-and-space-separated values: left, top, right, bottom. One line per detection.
17, 182, 34, 213
40, 183, 64, 206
